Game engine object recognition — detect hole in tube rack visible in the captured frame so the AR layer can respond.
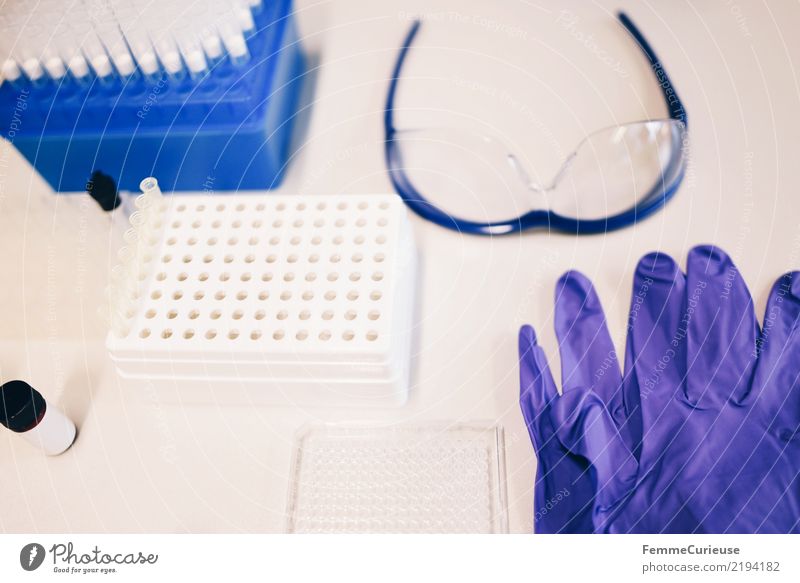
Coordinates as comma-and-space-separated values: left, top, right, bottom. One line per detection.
210, 310, 221, 320
374, 253, 385, 263
177, 272, 188, 281
236, 291, 248, 301
305, 272, 317, 282
366, 331, 379, 341
370, 291, 382, 301
302, 291, 314, 301
358, 201, 368, 210
251, 330, 262, 340
255, 310, 266, 320
372, 272, 384, 281
224, 255, 234, 263
167, 309, 178, 319
232, 220, 242, 229
342, 330, 354, 341
241, 272, 252, 282
184, 329, 195, 339
162, 329, 173, 339
245, 254, 255, 263
368, 310, 380, 320
299, 310, 310, 320
258, 291, 269, 300
322, 310, 333, 320
233, 310, 243, 320
215, 291, 226, 300
173, 290, 183, 300
145, 309, 156, 319
296, 330, 308, 340
352, 253, 363, 263
139, 328, 150, 338
220, 272, 230, 282
189, 309, 200, 319
349, 272, 361, 282
319, 330, 331, 341
356, 218, 366, 227
345, 310, 356, 321
277, 310, 288, 320
284, 272, 295, 282
347, 290, 359, 301
229, 330, 240, 339
273, 329, 285, 340
280, 291, 292, 301
206, 329, 217, 339
325, 291, 336, 301
151, 290, 162, 299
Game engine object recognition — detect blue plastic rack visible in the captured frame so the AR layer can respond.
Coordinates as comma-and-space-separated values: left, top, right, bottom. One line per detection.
0, 0, 305, 197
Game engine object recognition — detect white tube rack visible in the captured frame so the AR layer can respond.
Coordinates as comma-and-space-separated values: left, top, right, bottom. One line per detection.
106, 179, 417, 406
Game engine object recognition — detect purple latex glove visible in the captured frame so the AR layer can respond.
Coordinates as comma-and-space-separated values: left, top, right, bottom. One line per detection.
519, 272, 638, 532
609, 246, 800, 533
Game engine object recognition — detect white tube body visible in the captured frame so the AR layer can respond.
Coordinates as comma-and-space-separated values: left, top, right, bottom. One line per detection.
21, 404, 76, 456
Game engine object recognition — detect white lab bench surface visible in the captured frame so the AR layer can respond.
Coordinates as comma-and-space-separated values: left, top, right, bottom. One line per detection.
1, 0, 798, 533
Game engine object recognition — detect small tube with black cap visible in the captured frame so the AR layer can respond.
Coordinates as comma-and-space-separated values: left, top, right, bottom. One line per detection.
0, 380, 76, 456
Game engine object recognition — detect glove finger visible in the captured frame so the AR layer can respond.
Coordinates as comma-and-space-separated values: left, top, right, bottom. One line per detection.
747, 272, 800, 419
685, 245, 758, 408
629, 251, 687, 419
520, 325, 599, 533
554, 271, 623, 399
550, 388, 638, 518
519, 325, 559, 449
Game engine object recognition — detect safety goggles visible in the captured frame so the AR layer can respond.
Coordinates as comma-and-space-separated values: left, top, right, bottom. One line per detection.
384, 13, 688, 236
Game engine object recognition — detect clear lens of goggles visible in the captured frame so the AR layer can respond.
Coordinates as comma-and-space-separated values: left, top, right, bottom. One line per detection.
390, 119, 687, 224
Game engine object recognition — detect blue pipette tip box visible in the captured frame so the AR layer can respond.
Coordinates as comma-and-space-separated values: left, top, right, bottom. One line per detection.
0, 0, 305, 194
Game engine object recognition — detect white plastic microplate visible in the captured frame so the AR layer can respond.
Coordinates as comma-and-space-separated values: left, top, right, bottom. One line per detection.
106, 192, 417, 406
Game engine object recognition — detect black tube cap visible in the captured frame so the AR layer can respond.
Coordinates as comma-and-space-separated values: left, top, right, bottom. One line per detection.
0, 380, 46, 433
